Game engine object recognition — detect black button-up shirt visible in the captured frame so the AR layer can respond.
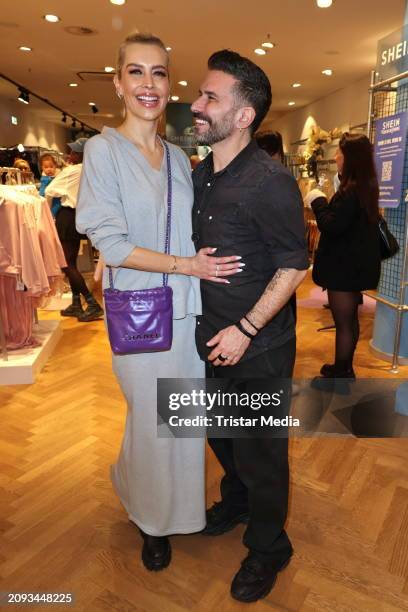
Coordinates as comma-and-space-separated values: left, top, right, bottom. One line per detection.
192, 139, 308, 362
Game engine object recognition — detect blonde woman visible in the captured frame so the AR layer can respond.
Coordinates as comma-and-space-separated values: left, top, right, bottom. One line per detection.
76, 33, 241, 571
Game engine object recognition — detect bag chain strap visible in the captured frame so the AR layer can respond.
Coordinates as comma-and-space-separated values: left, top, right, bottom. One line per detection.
108, 140, 172, 290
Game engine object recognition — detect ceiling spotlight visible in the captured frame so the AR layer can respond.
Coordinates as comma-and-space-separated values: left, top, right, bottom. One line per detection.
110, 0, 126, 4
62, 113, 67, 123
43, 14, 60, 23
104, 66, 115, 73
171, 95, 179, 101
88, 102, 96, 106
69, 83, 78, 87
17, 144, 25, 153
288, 101, 296, 106
178, 80, 188, 86
166, 46, 172, 52
322, 69, 333, 76
18, 89, 29, 104
91, 105, 99, 114
254, 48, 266, 55
261, 42, 275, 49
19, 46, 32, 52
316, 0, 333, 7
292, 83, 301, 88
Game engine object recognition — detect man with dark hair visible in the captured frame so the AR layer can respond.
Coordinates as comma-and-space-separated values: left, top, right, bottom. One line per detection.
191, 50, 308, 603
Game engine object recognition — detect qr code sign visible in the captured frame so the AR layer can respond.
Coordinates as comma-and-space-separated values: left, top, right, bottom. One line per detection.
381, 160, 393, 182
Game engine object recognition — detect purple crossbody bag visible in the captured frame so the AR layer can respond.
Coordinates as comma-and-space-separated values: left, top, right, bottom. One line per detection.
103, 141, 173, 355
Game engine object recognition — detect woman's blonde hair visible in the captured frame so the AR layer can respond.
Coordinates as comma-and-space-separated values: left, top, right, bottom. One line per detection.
116, 32, 169, 78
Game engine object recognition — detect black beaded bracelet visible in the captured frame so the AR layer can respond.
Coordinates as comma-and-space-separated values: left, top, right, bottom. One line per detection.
243, 314, 261, 333
235, 320, 256, 339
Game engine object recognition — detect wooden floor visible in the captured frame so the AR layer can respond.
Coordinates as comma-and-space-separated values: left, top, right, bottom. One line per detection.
1, 272, 408, 611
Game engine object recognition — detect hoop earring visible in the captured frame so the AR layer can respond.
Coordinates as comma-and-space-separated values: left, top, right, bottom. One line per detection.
116, 90, 123, 100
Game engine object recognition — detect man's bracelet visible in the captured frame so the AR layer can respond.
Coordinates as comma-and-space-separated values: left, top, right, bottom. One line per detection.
235, 320, 256, 340
243, 314, 261, 333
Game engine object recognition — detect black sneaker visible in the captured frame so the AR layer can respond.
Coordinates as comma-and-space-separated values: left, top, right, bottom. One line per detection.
77, 304, 104, 322
60, 297, 83, 317
202, 501, 249, 536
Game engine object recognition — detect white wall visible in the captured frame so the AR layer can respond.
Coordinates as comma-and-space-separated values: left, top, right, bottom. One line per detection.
0, 96, 71, 152
264, 74, 371, 154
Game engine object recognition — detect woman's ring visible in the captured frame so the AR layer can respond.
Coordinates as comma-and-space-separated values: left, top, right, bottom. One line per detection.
218, 354, 228, 362
215, 264, 219, 277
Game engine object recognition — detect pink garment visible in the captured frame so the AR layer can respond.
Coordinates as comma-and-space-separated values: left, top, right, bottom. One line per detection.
0, 197, 66, 296
0, 194, 67, 350
37, 198, 67, 277
0, 275, 40, 350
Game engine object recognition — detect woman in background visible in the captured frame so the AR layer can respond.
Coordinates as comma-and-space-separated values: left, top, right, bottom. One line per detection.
256, 130, 284, 163
309, 133, 381, 378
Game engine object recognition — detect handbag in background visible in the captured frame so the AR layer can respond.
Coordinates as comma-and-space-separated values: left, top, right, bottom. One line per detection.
378, 216, 399, 260
103, 141, 173, 355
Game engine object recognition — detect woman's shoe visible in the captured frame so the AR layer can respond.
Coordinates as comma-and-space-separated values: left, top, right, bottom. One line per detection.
320, 363, 356, 379
60, 295, 84, 317
139, 529, 171, 571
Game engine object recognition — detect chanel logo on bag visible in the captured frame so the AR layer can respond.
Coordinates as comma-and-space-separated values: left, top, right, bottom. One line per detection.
123, 333, 160, 341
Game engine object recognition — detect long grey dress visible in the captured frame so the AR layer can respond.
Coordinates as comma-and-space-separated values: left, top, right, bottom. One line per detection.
76, 127, 205, 536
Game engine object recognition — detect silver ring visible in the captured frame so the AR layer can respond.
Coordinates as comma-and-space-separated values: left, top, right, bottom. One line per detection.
218, 354, 228, 362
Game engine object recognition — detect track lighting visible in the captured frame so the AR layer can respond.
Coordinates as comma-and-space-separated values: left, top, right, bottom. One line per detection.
62, 113, 67, 123
72, 118, 77, 128
91, 105, 99, 114
17, 89, 29, 104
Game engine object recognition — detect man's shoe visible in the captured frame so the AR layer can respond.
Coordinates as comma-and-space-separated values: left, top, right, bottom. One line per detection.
202, 501, 249, 536
60, 296, 83, 317
231, 553, 292, 603
139, 529, 171, 571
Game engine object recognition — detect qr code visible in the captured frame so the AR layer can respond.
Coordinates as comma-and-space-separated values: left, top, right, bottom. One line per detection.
381, 160, 392, 182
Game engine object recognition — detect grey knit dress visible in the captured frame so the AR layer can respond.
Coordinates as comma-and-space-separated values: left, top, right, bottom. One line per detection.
76, 127, 205, 536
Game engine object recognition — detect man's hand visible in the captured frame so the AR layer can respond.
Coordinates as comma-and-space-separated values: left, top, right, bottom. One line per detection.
207, 325, 251, 367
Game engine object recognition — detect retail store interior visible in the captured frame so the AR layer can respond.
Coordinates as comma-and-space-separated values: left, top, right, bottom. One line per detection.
1, 1, 408, 610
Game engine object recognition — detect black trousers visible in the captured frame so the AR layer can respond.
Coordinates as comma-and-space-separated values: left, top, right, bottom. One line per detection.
206, 338, 295, 565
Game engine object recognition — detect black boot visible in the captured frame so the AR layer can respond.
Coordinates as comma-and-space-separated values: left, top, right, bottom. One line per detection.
320, 363, 356, 378
77, 295, 104, 322
139, 529, 171, 571
60, 295, 84, 317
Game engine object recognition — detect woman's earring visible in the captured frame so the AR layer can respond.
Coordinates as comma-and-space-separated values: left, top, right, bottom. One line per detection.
116, 90, 123, 99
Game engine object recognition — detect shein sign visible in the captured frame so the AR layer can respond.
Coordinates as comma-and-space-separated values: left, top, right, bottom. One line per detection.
377, 25, 408, 81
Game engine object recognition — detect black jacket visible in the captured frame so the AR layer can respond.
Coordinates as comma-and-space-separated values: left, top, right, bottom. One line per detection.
311, 190, 381, 291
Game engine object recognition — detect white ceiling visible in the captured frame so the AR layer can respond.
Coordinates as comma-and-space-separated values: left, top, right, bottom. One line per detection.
0, 0, 405, 131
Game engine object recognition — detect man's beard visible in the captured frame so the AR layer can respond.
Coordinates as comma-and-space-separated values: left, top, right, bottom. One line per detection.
193, 110, 236, 146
